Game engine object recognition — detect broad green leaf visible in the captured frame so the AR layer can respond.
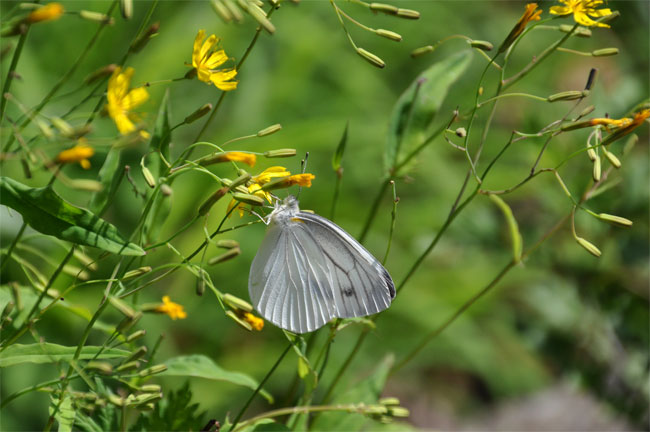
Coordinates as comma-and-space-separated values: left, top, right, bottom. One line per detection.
89, 147, 122, 214
331, 121, 349, 171
50, 394, 75, 432
0, 177, 144, 256
0, 343, 129, 367
311, 354, 393, 431
385, 51, 472, 174
161, 354, 274, 403
488, 194, 523, 263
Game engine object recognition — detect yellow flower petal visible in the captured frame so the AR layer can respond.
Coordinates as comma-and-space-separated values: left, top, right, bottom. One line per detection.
27, 2, 64, 23
155, 295, 187, 320
189, 30, 238, 91
549, 5, 571, 15
106, 67, 149, 136
56, 143, 95, 168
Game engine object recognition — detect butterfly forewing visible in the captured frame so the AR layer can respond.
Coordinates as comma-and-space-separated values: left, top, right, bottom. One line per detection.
248, 198, 395, 334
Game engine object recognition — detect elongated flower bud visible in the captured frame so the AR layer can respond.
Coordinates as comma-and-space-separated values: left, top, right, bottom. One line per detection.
184, 104, 212, 124
592, 48, 619, 57
257, 123, 282, 137
356, 48, 385, 69
376, 29, 402, 42
576, 236, 601, 257
547, 90, 588, 102
263, 149, 296, 158
369, 3, 398, 14
598, 213, 632, 227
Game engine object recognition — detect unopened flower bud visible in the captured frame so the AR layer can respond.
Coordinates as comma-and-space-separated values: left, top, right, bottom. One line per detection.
120, 0, 133, 19
123, 266, 152, 280
139, 384, 162, 393
580, 105, 595, 117
547, 90, 588, 102
126, 330, 146, 343
184, 104, 212, 124
598, 213, 632, 227
455, 127, 467, 138
226, 310, 253, 331
591, 48, 619, 57
84, 64, 117, 84
211, 0, 233, 22
369, 2, 398, 14
411, 45, 434, 58
198, 187, 228, 216
229, 173, 252, 189
246, 2, 275, 34
86, 361, 113, 374
263, 149, 297, 158
356, 47, 385, 69
131, 392, 162, 406
223, 293, 253, 312
160, 184, 172, 197
138, 364, 167, 377
79, 10, 114, 24
379, 397, 400, 406
208, 247, 241, 265
124, 346, 148, 363
232, 192, 264, 206
109, 296, 137, 319
116, 361, 140, 373
470, 40, 493, 51
559, 24, 591, 37
395, 8, 420, 19
257, 123, 282, 137
50, 116, 74, 137
592, 157, 601, 181
130, 22, 160, 53
217, 239, 240, 249
576, 236, 601, 257
376, 29, 402, 42
388, 406, 410, 417
602, 147, 621, 168
586, 144, 597, 161
141, 166, 156, 188
107, 395, 125, 407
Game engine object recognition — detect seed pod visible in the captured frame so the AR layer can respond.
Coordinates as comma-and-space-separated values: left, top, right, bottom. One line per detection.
116, 361, 140, 373
142, 166, 156, 188
138, 364, 168, 377
126, 330, 146, 342
592, 157, 601, 182
592, 48, 619, 57
198, 187, 229, 216
602, 147, 621, 168
184, 104, 212, 124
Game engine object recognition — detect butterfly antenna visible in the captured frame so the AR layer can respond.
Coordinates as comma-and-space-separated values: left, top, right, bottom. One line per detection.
297, 152, 309, 200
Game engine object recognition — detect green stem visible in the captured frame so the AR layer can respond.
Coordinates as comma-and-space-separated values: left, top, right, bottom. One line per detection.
0, 246, 75, 350
229, 343, 292, 432
502, 24, 577, 89
329, 174, 342, 221
382, 181, 397, 265
0, 375, 79, 409
0, 222, 26, 273
321, 329, 368, 404
477, 92, 547, 107
0, 25, 30, 122
358, 178, 390, 243
233, 403, 367, 432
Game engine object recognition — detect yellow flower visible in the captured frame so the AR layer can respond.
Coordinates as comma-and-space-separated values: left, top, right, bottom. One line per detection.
588, 116, 632, 129
284, 173, 315, 187
106, 67, 150, 138
550, 0, 613, 28
155, 296, 187, 320
498, 3, 542, 53
253, 166, 291, 185
241, 312, 264, 331
27, 2, 64, 23
56, 142, 94, 169
189, 30, 238, 91
215, 151, 256, 167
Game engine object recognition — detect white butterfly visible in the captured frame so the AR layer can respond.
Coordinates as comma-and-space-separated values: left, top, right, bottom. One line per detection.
248, 196, 395, 333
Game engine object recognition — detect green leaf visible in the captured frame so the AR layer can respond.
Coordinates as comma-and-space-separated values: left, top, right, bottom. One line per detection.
331, 121, 349, 171
0, 343, 129, 367
88, 147, 123, 214
385, 51, 472, 174
311, 354, 394, 431
250, 420, 291, 432
0, 177, 144, 256
488, 194, 523, 263
149, 89, 172, 168
50, 393, 75, 432
161, 355, 274, 403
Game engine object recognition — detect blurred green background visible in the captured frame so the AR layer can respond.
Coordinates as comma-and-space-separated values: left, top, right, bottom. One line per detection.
1, 0, 648, 430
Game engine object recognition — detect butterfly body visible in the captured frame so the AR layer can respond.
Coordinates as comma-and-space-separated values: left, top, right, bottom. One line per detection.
248, 196, 395, 333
